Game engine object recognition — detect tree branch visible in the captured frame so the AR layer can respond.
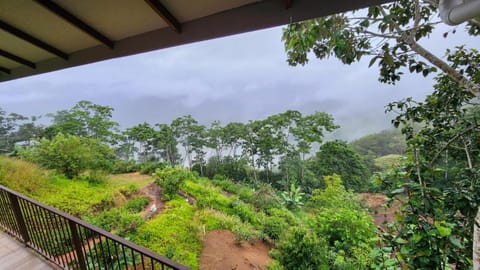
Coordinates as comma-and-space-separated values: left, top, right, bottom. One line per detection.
378, 6, 479, 96
428, 126, 478, 166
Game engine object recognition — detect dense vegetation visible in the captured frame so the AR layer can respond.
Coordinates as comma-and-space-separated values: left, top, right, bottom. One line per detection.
0, 155, 376, 269
282, 0, 480, 268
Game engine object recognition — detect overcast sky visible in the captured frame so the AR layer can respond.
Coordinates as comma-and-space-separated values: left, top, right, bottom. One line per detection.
0, 23, 476, 141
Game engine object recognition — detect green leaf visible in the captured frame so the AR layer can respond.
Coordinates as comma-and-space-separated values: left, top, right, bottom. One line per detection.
434, 221, 452, 237
368, 56, 379, 67
390, 188, 405, 195
448, 235, 464, 248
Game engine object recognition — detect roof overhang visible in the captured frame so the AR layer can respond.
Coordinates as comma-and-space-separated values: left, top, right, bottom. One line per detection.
0, 0, 393, 83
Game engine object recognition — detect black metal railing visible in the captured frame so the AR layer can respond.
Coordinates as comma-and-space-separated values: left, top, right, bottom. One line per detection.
0, 185, 190, 270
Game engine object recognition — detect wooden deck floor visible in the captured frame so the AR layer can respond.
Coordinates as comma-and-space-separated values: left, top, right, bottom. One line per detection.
0, 231, 56, 270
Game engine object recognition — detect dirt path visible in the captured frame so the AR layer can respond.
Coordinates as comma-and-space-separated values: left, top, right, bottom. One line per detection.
200, 230, 271, 270
139, 182, 165, 219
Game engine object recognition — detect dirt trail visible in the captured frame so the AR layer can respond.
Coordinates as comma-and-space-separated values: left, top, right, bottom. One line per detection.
200, 230, 271, 270
139, 182, 164, 219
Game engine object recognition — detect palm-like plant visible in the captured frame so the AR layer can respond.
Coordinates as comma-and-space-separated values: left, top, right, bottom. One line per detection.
280, 182, 304, 209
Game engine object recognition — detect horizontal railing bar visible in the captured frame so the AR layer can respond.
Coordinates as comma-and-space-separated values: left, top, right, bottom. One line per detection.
0, 185, 191, 270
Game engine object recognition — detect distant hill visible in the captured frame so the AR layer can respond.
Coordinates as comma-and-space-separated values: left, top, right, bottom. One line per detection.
349, 129, 405, 171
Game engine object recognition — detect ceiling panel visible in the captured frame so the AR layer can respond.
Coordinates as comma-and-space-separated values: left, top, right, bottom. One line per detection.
0, 30, 55, 63
0, 1, 100, 53
53, 0, 170, 40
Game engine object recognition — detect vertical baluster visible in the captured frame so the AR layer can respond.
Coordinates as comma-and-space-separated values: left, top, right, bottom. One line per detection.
68, 220, 87, 270
8, 194, 30, 244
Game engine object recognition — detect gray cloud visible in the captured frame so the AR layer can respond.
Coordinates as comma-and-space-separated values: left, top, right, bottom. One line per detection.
0, 24, 473, 141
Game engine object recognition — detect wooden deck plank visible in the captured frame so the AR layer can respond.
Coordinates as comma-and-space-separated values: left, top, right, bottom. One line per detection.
0, 231, 56, 270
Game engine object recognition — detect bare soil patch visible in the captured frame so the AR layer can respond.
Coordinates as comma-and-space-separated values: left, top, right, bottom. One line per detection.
200, 230, 271, 270
358, 193, 399, 229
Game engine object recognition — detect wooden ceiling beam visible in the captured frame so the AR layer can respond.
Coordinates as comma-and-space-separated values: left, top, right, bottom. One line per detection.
0, 66, 11, 74
0, 49, 36, 69
34, 0, 114, 49
144, 0, 182, 33
0, 19, 68, 60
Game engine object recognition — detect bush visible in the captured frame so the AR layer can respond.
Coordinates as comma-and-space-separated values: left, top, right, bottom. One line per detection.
230, 199, 257, 225
308, 175, 361, 210
118, 184, 138, 197
86, 208, 144, 236
111, 159, 139, 174
140, 161, 168, 175
271, 227, 329, 270
80, 170, 109, 185
182, 179, 234, 212
249, 183, 281, 211
313, 208, 376, 254
262, 215, 287, 242
130, 198, 201, 269
124, 196, 151, 212
154, 166, 193, 200
19, 133, 114, 178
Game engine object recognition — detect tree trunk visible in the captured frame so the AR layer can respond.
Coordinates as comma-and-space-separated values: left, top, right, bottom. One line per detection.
474, 207, 480, 270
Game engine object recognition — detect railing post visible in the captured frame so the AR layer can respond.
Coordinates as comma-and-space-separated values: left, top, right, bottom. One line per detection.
69, 220, 87, 270
8, 193, 30, 244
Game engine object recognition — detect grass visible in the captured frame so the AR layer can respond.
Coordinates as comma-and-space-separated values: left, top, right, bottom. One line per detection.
0, 156, 155, 217
130, 197, 202, 269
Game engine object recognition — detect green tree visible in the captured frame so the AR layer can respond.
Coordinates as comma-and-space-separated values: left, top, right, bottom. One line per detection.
154, 123, 179, 166
0, 108, 27, 154
46, 100, 119, 144
125, 122, 156, 162
282, 4, 479, 265
310, 140, 371, 191
380, 68, 480, 268
171, 115, 206, 170
20, 133, 113, 178
282, 1, 479, 94
223, 122, 245, 158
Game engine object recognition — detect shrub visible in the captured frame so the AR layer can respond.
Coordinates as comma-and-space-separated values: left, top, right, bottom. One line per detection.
271, 227, 329, 270
183, 179, 233, 212
86, 208, 144, 236
313, 208, 376, 254
262, 215, 287, 242
230, 199, 257, 225
140, 161, 168, 175
233, 223, 257, 245
249, 183, 281, 211
130, 198, 201, 269
19, 133, 114, 178
80, 170, 109, 185
118, 184, 138, 197
111, 159, 139, 174
124, 196, 151, 213
154, 166, 193, 200
308, 174, 360, 210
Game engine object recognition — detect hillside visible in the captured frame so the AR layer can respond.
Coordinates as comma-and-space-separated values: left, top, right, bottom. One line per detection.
0, 156, 380, 270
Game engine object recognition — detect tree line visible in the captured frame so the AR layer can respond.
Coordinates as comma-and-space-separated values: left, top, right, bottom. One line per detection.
1, 101, 375, 191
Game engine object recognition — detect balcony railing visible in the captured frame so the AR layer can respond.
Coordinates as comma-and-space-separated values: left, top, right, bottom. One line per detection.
0, 185, 190, 270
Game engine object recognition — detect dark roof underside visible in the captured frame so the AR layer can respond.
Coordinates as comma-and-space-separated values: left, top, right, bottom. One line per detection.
0, 0, 393, 82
